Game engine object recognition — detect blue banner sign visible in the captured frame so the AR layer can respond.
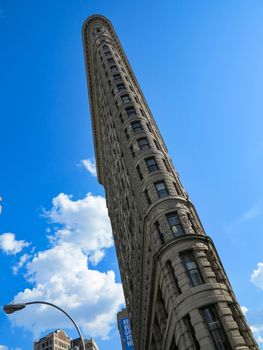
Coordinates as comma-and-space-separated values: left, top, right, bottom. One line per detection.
120, 316, 135, 349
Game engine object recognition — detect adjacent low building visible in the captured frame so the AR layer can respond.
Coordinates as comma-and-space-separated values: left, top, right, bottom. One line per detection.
33, 330, 98, 350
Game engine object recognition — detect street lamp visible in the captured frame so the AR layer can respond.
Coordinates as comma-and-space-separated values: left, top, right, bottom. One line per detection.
3, 301, 86, 350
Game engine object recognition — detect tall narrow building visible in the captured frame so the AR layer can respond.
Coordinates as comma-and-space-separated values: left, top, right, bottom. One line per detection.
82, 15, 258, 350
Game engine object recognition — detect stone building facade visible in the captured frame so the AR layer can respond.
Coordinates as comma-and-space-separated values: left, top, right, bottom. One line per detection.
34, 330, 98, 350
34, 329, 71, 350
82, 15, 258, 350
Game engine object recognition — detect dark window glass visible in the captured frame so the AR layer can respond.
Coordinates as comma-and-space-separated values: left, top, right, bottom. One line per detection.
119, 113, 123, 123
136, 165, 143, 180
121, 94, 131, 104
202, 306, 231, 350
138, 137, 150, 151
110, 65, 118, 72
117, 83, 125, 92
102, 45, 108, 50
130, 145, 135, 158
126, 106, 136, 117
154, 139, 161, 150
144, 189, 151, 205
155, 221, 164, 244
113, 74, 122, 81
166, 260, 181, 294
181, 251, 203, 287
173, 181, 181, 195
155, 181, 169, 198
166, 212, 184, 237
146, 157, 159, 172
124, 128, 129, 139
104, 51, 111, 56
184, 314, 200, 350
140, 108, 145, 116
107, 58, 114, 64
169, 337, 179, 350
163, 159, 171, 172
131, 121, 143, 133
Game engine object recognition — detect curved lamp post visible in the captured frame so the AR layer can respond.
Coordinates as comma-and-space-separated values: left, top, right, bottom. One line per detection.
3, 301, 86, 350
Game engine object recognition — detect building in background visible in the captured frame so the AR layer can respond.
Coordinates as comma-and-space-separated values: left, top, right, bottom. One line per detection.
82, 15, 258, 350
117, 308, 135, 350
71, 337, 99, 350
34, 330, 98, 350
34, 329, 71, 350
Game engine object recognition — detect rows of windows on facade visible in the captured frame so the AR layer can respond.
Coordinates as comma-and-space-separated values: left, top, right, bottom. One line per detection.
83, 16, 259, 350
33, 330, 98, 350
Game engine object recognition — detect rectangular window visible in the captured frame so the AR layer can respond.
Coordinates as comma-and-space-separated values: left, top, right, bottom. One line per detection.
166, 212, 184, 237
138, 137, 150, 151
169, 337, 179, 350
126, 106, 136, 117
144, 189, 151, 205
155, 221, 164, 244
146, 157, 159, 172
130, 145, 135, 158
140, 108, 145, 116
202, 306, 231, 350
154, 181, 169, 198
136, 165, 143, 180
181, 251, 203, 287
131, 121, 143, 133
110, 65, 118, 72
173, 181, 181, 195
121, 94, 131, 104
117, 83, 125, 92
104, 51, 111, 56
102, 45, 108, 51
107, 58, 114, 64
184, 314, 200, 350
119, 113, 123, 123
113, 74, 122, 81
163, 158, 171, 172
166, 260, 181, 294
154, 139, 161, 150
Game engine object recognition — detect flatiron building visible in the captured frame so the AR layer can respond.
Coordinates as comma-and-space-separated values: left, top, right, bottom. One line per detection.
82, 15, 258, 350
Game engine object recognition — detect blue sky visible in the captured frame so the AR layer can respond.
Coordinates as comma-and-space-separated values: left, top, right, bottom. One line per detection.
0, 0, 263, 349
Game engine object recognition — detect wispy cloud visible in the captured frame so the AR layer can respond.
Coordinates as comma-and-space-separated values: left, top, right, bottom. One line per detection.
226, 201, 263, 234
236, 202, 263, 225
79, 158, 97, 177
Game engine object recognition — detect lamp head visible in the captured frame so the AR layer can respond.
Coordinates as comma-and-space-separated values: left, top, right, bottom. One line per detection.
3, 303, 26, 314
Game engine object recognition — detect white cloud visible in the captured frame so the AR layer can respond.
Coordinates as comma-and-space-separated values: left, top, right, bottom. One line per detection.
250, 262, 263, 290
80, 158, 97, 177
10, 243, 124, 338
250, 324, 263, 344
9, 193, 124, 339
45, 193, 113, 263
241, 306, 248, 315
0, 233, 29, 255
0, 345, 8, 350
12, 254, 31, 274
